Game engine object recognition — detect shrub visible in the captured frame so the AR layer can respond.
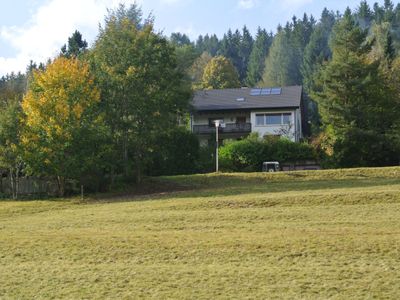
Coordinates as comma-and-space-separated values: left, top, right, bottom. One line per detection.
219, 135, 318, 172
148, 128, 200, 176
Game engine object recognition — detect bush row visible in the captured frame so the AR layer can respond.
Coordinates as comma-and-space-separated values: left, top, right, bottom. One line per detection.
219, 134, 319, 172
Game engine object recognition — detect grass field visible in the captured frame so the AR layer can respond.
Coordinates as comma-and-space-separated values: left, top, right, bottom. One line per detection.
1, 167, 400, 299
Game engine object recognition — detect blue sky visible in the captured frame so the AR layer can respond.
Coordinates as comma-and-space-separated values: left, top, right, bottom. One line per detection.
0, 0, 384, 76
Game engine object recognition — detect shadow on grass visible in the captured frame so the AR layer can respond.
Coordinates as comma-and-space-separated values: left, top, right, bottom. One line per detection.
4, 167, 400, 204
88, 176, 400, 204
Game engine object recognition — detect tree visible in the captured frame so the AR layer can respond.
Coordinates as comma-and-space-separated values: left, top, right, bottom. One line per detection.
0, 73, 26, 199
262, 28, 293, 86
356, 0, 374, 28
21, 57, 106, 196
387, 57, 400, 156
91, 4, 190, 182
219, 30, 242, 80
312, 8, 399, 166
195, 34, 220, 56
0, 99, 23, 199
368, 22, 396, 63
175, 44, 198, 76
238, 26, 254, 83
170, 32, 192, 46
189, 51, 213, 89
148, 127, 199, 176
201, 56, 240, 89
246, 27, 272, 86
262, 15, 314, 87
60, 30, 88, 58
302, 9, 335, 93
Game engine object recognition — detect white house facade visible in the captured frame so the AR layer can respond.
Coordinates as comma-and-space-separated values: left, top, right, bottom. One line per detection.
190, 86, 306, 146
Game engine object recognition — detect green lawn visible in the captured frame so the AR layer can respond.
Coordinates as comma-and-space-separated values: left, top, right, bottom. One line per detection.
1, 167, 400, 299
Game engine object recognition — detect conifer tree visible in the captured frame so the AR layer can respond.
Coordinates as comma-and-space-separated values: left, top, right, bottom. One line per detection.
246, 28, 272, 87
219, 30, 242, 83
312, 8, 398, 166
302, 8, 336, 93
170, 32, 192, 46
262, 27, 294, 86
60, 30, 88, 58
238, 26, 254, 83
201, 34, 220, 56
356, 0, 373, 28
262, 15, 314, 86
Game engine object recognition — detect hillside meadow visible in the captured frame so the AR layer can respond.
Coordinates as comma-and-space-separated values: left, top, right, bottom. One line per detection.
1, 167, 400, 299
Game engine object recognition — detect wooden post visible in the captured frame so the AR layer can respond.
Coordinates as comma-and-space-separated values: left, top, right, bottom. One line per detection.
81, 185, 84, 201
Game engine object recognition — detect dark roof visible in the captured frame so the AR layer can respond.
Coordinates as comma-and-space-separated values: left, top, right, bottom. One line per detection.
192, 86, 302, 112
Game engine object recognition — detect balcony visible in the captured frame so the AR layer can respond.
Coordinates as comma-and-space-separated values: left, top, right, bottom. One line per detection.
193, 123, 252, 134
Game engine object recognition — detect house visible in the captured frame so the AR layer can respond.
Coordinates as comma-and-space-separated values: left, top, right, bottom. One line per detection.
190, 85, 307, 146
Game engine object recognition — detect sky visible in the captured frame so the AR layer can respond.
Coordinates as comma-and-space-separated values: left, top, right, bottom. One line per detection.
0, 0, 385, 76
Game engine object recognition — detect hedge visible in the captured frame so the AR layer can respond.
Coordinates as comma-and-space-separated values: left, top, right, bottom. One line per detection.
219, 134, 318, 172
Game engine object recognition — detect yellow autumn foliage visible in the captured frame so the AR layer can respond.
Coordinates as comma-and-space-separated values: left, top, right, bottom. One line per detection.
22, 57, 100, 142
21, 57, 101, 166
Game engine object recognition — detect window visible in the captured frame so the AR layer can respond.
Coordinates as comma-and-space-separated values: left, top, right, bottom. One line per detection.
266, 114, 282, 125
283, 113, 291, 124
256, 114, 264, 126
255, 113, 292, 126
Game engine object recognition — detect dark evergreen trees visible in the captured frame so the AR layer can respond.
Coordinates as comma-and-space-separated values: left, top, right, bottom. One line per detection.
218, 30, 241, 81
60, 30, 88, 58
302, 8, 336, 93
356, 0, 374, 28
262, 14, 314, 86
196, 34, 220, 56
262, 27, 292, 86
312, 8, 399, 166
170, 33, 192, 46
246, 28, 272, 86
238, 26, 254, 83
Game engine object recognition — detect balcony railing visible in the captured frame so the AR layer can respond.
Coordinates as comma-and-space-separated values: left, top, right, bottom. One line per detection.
193, 123, 252, 134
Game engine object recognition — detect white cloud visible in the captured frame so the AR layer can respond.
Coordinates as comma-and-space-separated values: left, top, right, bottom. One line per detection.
237, 0, 257, 10
0, 0, 139, 76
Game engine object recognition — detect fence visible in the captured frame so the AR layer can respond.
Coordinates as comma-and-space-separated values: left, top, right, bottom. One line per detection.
0, 177, 59, 196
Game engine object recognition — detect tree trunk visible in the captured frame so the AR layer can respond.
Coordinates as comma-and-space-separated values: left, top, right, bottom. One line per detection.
10, 168, 16, 199
123, 130, 129, 178
15, 166, 19, 200
57, 176, 65, 197
0, 172, 3, 194
9, 163, 22, 200
135, 148, 142, 184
